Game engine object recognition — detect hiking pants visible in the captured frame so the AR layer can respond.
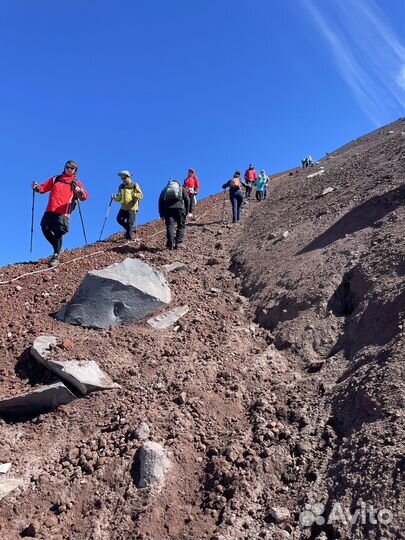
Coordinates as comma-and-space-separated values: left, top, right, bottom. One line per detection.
188, 194, 196, 214
245, 183, 252, 199
117, 209, 136, 238
40, 212, 69, 255
230, 191, 244, 222
164, 208, 186, 249
256, 190, 264, 201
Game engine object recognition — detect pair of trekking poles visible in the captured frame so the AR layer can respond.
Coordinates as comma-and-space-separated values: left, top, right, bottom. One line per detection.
30, 191, 88, 254
30, 193, 136, 253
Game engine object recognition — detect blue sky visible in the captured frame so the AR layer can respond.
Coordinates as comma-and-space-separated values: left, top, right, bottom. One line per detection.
1, 0, 404, 266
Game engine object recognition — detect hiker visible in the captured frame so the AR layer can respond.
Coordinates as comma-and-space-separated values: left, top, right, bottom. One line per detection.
222, 171, 246, 223
112, 170, 143, 240
31, 160, 88, 267
183, 168, 200, 218
158, 179, 190, 250
244, 164, 257, 200
307, 155, 313, 167
257, 169, 269, 200
301, 157, 307, 168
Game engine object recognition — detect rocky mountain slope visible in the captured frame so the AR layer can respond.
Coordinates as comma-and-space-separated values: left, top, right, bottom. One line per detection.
0, 118, 404, 539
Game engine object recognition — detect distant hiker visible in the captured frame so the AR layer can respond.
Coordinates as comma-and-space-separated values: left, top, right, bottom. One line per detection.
256, 169, 269, 200
159, 179, 190, 250
31, 160, 88, 267
244, 164, 257, 200
301, 157, 306, 168
183, 168, 200, 217
222, 171, 246, 223
307, 155, 313, 167
112, 170, 143, 240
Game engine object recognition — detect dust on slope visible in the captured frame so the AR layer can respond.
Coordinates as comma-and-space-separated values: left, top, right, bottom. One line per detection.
232, 118, 405, 539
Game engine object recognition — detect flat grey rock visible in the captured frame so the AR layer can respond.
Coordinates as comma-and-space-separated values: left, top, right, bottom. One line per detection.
56, 258, 171, 329
147, 305, 189, 330
0, 479, 22, 500
162, 262, 187, 273
307, 169, 325, 179
31, 335, 120, 395
0, 382, 76, 418
321, 187, 335, 196
0, 463, 12, 474
136, 441, 170, 489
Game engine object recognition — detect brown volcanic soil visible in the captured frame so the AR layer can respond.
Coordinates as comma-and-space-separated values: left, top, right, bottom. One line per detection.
0, 119, 404, 540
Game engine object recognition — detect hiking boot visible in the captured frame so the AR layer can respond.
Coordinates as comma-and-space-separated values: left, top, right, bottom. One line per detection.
49, 253, 60, 268
174, 243, 184, 250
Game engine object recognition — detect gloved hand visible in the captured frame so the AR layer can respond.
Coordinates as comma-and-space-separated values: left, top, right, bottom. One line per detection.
32, 182, 40, 192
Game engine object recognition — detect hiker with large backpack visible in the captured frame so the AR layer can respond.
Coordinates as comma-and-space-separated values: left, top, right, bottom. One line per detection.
222, 171, 246, 223
183, 168, 200, 218
158, 179, 190, 250
244, 164, 257, 200
112, 170, 143, 240
31, 160, 88, 267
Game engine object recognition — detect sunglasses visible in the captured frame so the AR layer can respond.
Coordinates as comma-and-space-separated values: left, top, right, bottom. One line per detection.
65, 166, 76, 170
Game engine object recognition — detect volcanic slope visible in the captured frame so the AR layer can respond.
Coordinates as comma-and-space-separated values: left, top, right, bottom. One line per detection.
0, 118, 404, 540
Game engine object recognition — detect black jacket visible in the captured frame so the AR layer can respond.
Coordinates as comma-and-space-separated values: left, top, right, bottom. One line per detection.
158, 185, 190, 217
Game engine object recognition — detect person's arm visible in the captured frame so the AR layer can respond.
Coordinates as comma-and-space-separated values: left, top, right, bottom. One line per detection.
133, 183, 143, 201
33, 176, 55, 193
194, 177, 200, 193
112, 186, 122, 202
222, 181, 229, 189
75, 181, 88, 201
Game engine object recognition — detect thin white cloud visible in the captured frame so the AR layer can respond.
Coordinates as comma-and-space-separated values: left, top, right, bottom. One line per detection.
306, 0, 405, 125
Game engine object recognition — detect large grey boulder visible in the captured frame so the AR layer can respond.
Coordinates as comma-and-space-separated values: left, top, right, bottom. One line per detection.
31, 336, 120, 395
56, 258, 171, 329
0, 382, 76, 418
135, 441, 170, 490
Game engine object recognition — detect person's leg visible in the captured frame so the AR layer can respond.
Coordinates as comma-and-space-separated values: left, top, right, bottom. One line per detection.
126, 210, 136, 239
175, 209, 186, 246
165, 215, 176, 249
230, 195, 237, 222
188, 194, 195, 215
237, 193, 244, 220
116, 209, 128, 233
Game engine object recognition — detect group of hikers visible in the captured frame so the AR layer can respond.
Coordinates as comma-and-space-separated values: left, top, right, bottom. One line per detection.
31, 162, 201, 265
301, 155, 314, 168
31, 160, 268, 266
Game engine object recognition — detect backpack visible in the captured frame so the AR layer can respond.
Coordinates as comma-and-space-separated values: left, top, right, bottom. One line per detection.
229, 177, 241, 189
54, 175, 78, 213
163, 181, 183, 202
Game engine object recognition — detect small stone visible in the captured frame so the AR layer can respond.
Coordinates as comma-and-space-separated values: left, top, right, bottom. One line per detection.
269, 506, 291, 523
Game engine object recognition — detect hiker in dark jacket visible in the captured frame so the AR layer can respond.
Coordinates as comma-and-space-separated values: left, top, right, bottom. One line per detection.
32, 160, 88, 267
222, 171, 246, 223
158, 180, 190, 250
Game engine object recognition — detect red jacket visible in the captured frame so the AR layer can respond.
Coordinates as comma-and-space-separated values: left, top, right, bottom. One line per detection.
183, 173, 200, 194
37, 174, 88, 216
244, 168, 257, 183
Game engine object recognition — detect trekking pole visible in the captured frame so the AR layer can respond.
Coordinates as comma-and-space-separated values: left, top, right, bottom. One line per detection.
76, 199, 88, 245
98, 198, 113, 241
30, 189, 35, 254
134, 211, 138, 234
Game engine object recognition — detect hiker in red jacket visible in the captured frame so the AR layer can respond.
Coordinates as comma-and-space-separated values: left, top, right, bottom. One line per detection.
244, 164, 257, 200
183, 168, 200, 217
32, 160, 88, 267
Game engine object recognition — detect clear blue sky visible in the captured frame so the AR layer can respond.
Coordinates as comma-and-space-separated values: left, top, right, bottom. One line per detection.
1, 0, 404, 266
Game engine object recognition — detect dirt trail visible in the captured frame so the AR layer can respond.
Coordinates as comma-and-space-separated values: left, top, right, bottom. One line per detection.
1, 119, 405, 540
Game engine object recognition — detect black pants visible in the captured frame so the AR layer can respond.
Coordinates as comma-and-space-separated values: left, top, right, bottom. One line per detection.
117, 209, 136, 238
164, 208, 186, 249
230, 191, 244, 222
256, 190, 264, 201
40, 212, 69, 255
245, 183, 253, 199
